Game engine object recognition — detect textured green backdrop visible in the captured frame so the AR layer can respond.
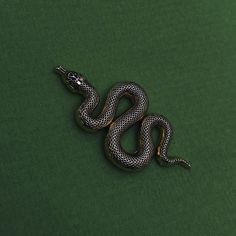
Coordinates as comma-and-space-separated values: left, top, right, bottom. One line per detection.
0, 0, 235, 235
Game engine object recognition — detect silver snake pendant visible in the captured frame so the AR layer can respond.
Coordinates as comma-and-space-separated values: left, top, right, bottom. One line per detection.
56, 65, 191, 171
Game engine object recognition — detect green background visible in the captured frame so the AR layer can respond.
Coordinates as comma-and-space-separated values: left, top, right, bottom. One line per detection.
0, 0, 235, 235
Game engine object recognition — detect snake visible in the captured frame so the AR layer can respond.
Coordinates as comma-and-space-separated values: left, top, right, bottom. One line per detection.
55, 65, 191, 171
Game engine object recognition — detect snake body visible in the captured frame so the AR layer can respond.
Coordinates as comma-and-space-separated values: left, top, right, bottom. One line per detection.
56, 66, 191, 171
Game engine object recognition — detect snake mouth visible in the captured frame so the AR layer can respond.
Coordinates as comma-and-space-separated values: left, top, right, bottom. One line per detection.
55, 65, 71, 89
55, 65, 67, 76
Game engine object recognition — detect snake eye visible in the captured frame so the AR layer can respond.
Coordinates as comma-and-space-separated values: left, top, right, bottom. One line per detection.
66, 71, 83, 89
68, 72, 77, 79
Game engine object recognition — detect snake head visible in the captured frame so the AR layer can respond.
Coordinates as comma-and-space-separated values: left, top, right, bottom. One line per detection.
55, 65, 84, 92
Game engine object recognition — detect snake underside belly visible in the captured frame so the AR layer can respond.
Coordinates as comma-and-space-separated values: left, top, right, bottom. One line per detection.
56, 66, 191, 171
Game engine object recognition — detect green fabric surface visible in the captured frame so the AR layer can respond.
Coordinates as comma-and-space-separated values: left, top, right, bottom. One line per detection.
0, 0, 235, 235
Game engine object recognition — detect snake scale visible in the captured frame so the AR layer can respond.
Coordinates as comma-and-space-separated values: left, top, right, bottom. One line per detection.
56, 66, 191, 171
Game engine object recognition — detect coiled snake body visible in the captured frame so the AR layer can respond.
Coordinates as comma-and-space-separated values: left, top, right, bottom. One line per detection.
56, 66, 191, 171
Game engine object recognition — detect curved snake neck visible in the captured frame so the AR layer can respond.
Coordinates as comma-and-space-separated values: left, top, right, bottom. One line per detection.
57, 66, 191, 170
